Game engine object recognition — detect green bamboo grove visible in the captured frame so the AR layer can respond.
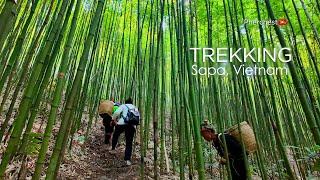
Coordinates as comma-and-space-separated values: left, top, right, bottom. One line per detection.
0, 0, 319, 179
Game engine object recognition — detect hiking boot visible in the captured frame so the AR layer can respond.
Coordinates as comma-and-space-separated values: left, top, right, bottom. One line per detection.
125, 160, 132, 166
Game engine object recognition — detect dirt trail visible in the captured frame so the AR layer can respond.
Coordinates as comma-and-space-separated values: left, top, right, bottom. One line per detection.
58, 124, 140, 180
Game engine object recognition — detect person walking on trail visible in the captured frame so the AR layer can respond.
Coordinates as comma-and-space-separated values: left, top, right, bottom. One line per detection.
99, 99, 120, 144
110, 98, 140, 166
200, 121, 248, 180
99, 100, 115, 144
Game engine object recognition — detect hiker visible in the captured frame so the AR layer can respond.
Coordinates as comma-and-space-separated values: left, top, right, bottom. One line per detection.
110, 98, 140, 166
99, 100, 116, 144
200, 121, 248, 180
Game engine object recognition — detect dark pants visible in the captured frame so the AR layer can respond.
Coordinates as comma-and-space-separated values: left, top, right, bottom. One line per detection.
112, 124, 135, 160
230, 158, 247, 180
100, 113, 114, 144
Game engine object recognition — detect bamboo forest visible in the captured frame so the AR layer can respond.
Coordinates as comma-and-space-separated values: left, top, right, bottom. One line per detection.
0, 0, 320, 179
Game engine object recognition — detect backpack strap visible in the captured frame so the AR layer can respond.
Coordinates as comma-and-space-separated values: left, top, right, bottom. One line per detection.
121, 104, 132, 120
217, 133, 226, 157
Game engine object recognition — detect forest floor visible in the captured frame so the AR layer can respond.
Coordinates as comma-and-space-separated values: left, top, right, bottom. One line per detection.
0, 115, 179, 179
57, 118, 182, 180
57, 119, 184, 179
57, 123, 141, 179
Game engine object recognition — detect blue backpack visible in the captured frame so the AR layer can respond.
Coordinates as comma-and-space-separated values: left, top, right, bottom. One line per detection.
123, 105, 140, 125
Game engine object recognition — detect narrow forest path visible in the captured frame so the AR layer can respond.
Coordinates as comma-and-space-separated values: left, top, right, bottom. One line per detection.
57, 122, 140, 180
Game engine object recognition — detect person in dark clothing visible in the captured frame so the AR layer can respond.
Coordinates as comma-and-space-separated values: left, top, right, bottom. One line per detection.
99, 100, 115, 144
111, 123, 135, 161
99, 113, 114, 144
110, 98, 139, 166
200, 121, 248, 180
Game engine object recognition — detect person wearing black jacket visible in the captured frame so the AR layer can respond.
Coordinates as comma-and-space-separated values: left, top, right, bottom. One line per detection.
200, 121, 248, 180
